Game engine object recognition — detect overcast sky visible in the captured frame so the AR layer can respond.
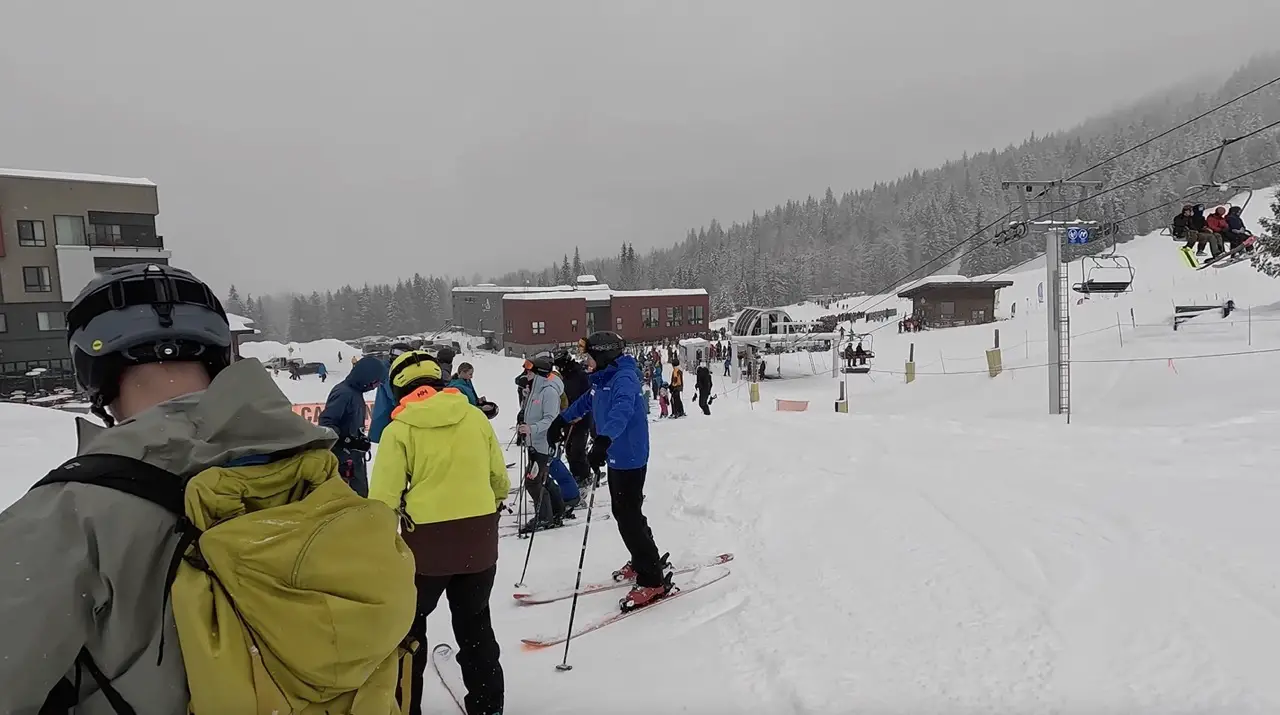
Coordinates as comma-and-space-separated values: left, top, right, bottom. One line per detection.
2, 0, 1277, 295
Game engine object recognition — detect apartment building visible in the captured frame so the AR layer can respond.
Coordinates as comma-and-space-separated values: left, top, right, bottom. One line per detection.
0, 168, 169, 374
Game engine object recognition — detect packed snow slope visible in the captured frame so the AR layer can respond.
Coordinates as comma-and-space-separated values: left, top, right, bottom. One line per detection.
1, 192, 1278, 712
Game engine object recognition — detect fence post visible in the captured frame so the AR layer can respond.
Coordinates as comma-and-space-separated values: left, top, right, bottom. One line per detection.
939, 350, 946, 374
905, 343, 916, 384
1116, 312, 1123, 348
1249, 306, 1252, 346
1130, 307, 1136, 328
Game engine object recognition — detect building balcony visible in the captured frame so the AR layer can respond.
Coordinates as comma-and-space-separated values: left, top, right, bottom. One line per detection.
85, 233, 165, 249
54, 241, 172, 300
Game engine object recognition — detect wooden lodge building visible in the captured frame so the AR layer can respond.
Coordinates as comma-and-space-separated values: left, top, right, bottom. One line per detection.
896, 277, 1014, 329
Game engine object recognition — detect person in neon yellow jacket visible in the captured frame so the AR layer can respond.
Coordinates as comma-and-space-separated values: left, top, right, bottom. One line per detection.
370, 349, 509, 715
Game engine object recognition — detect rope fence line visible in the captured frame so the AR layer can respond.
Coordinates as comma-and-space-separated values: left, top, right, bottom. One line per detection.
859, 345, 1280, 377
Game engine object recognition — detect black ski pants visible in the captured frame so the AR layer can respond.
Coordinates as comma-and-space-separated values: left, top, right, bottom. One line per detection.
526, 449, 565, 521
608, 465, 665, 587
407, 566, 503, 715
697, 388, 711, 416
565, 420, 592, 488
670, 387, 685, 418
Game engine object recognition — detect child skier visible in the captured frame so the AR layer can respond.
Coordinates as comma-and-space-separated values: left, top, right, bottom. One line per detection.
548, 331, 673, 611
658, 385, 670, 418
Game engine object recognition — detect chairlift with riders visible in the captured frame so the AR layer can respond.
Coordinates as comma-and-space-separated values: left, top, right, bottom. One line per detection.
839, 334, 874, 374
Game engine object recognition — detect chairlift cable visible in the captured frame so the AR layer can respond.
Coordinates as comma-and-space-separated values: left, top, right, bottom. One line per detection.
845, 151, 1280, 339
843, 120, 1280, 327
831, 74, 1280, 325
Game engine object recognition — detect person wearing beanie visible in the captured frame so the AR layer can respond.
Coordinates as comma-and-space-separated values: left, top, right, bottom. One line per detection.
370, 350, 509, 715
516, 356, 568, 533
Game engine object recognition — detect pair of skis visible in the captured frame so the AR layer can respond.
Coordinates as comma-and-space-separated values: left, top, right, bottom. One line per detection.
1182, 237, 1256, 270
427, 556, 735, 713
514, 552, 734, 648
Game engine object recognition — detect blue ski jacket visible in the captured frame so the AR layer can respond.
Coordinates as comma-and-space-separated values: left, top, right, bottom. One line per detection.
369, 367, 396, 443
560, 353, 648, 470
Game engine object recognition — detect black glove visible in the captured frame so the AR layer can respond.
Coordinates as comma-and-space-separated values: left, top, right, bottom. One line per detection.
342, 434, 372, 452
587, 435, 612, 469
515, 431, 526, 447
547, 416, 568, 447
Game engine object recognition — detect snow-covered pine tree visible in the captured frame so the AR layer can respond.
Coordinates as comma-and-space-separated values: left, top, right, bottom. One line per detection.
572, 247, 583, 279
225, 285, 246, 316
1249, 192, 1280, 278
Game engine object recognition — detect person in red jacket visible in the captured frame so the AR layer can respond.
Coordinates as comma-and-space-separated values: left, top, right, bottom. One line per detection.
1205, 205, 1230, 235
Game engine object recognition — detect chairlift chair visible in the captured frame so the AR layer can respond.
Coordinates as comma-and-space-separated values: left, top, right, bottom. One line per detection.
840, 334, 874, 374
1072, 231, 1134, 294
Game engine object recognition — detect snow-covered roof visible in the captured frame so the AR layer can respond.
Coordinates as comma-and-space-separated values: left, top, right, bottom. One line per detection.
226, 312, 258, 334
611, 288, 708, 298
0, 167, 156, 187
504, 292, 589, 302
896, 274, 1013, 298
576, 274, 598, 283
454, 282, 613, 294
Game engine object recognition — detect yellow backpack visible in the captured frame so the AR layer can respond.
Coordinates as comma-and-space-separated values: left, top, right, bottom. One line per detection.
36, 449, 419, 714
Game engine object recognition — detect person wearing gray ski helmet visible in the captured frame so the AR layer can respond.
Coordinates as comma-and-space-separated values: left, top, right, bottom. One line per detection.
67, 263, 233, 426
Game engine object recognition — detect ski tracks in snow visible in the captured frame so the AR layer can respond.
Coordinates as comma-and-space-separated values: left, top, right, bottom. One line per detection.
648, 410, 1280, 713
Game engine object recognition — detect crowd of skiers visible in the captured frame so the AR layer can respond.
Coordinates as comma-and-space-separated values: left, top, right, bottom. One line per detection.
0, 262, 675, 715
1171, 203, 1254, 258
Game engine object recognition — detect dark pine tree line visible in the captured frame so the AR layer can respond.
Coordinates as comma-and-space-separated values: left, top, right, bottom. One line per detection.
230, 55, 1280, 342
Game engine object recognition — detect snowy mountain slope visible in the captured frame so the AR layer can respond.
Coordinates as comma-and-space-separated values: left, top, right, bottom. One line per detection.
0, 192, 1278, 712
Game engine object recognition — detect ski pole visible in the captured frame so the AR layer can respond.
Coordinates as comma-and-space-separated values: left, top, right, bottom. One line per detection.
555, 466, 601, 673
514, 460, 541, 587
515, 443, 564, 587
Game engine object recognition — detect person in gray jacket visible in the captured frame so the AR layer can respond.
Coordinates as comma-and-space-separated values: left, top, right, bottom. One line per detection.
515, 356, 566, 533
0, 264, 335, 714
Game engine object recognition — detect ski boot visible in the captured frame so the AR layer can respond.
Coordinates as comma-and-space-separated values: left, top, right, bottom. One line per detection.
619, 571, 675, 612
517, 515, 563, 536
612, 552, 670, 582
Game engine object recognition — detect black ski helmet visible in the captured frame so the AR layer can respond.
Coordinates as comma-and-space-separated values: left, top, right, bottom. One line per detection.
67, 263, 232, 424
579, 330, 625, 368
524, 355, 553, 376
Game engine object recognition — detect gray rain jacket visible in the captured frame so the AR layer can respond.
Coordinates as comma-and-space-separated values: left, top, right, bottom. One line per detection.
0, 358, 336, 714
522, 372, 565, 454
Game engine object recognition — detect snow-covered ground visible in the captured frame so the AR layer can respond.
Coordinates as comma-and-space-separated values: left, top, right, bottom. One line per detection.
2, 192, 1279, 712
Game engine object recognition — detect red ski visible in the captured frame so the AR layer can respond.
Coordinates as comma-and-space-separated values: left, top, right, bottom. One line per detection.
513, 552, 734, 605
520, 566, 731, 649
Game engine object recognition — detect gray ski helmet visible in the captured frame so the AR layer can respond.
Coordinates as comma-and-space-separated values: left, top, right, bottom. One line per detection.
67, 263, 231, 414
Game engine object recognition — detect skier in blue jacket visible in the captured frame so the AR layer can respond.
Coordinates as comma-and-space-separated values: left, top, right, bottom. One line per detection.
548, 331, 672, 611
369, 343, 413, 443
318, 354, 385, 496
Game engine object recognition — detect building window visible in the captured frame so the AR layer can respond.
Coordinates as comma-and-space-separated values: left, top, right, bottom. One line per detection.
91, 224, 123, 245
532, 321, 546, 335
940, 301, 955, 315
687, 305, 705, 325
971, 309, 987, 323
666, 306, 682, 328
586, 312, 597, 332
571, 319, 579, 333
23, 266, 53, 293
17, 220, 46, 247
54, 215, 87, 246
641, 307, 659, 328
37, 311, 66, 332
0, 314, 6, 333
505, 320, 513, 334
616, 316, 623, 331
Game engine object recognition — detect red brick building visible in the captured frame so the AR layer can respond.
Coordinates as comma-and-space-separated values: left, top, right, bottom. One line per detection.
501, 287, 709, 357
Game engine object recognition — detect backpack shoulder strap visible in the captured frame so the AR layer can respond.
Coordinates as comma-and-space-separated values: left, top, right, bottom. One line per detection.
32, 455, 186, 518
